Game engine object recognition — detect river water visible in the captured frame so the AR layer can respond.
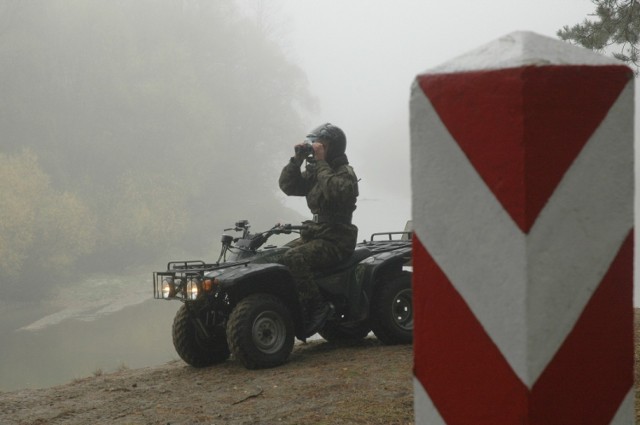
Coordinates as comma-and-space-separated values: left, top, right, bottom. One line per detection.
0, 273, 180, 391
0, 200, 414, 392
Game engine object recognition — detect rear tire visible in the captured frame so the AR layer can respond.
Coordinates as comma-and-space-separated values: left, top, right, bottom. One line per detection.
227, 294, 295, 369
172, 304, 230, 367
370, 271, 413, 345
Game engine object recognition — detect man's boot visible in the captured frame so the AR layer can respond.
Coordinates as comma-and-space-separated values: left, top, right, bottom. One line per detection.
303, 296, 332, 338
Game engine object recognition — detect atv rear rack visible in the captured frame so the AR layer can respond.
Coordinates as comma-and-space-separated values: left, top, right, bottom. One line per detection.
369, 231, 412, 241
360, 234, 412, 257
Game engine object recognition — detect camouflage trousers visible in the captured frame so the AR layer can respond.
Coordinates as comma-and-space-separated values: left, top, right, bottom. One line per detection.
280, 237, 348, 304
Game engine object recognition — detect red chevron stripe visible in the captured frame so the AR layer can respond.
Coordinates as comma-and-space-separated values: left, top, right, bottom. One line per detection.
530, 230, 634, 424
413, 232, 633, 424
412, 236, 528, 424
418, 66, 631, 234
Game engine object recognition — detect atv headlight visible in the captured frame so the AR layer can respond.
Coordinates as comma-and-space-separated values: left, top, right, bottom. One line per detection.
161, 277, 176, 298
186, 278, 199, 300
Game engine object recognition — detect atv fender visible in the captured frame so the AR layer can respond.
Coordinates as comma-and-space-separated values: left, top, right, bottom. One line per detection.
359, 248, 412, 298
318, 248, 411, 323
217, 263, 305, 336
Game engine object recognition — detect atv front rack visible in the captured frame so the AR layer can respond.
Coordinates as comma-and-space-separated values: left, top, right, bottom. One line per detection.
153, 259, 249, 301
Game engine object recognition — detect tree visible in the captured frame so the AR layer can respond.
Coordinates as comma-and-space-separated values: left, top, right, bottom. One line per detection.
0, 150, 49, 280
0, 150, 97, 297
0, 1, 316, 281
558, 0, 640, 74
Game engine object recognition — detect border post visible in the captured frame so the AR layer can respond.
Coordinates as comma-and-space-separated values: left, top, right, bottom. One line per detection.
410, 31, 634, 424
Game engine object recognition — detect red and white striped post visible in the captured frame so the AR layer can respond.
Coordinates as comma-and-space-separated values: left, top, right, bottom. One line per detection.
410, 31, 634, 424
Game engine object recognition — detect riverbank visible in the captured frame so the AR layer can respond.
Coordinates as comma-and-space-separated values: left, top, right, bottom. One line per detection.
0, 338, 414, 424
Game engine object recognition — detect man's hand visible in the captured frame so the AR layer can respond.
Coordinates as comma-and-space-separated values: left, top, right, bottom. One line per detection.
312, 142, 326, 161
293, 143, 307, 162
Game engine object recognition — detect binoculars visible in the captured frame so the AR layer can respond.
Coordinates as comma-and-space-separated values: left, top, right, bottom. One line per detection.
295, 140, 314, 156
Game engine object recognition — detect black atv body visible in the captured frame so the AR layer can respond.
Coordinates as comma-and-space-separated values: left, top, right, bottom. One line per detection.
153, 220, 412, 369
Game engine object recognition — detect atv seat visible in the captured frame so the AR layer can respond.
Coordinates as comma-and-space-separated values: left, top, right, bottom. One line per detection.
316, 246, 372, 277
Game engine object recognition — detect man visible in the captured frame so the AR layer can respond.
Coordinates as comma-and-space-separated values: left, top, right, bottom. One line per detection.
279, 123, 359, 337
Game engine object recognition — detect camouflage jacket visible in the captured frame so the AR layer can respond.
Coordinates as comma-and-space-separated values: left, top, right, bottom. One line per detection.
279, 154, 359, 253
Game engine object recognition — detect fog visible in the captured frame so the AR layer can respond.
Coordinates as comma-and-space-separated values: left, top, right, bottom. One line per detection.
0, 0, 630, 390
273, 0, 596, 239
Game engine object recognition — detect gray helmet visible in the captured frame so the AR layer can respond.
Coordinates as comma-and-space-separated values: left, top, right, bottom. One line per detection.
306, 123, 346, 159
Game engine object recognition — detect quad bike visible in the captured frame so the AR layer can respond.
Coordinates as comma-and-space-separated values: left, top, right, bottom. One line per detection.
153, 220, 412, 369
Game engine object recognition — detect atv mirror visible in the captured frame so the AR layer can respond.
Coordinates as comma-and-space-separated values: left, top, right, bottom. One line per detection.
235, 220, 249, 229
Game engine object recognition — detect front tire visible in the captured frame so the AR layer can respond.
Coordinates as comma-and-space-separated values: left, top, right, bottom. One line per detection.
172, 304, 230, 367
370, 271, 413, 345
227, 293, 295, 369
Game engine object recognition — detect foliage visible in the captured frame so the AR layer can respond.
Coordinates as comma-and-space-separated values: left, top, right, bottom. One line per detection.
558, 0, 640, 74
98, 171, 190, 265
0, 150, 48, 279
0, 1, 315, 294
0, 151, 97, 288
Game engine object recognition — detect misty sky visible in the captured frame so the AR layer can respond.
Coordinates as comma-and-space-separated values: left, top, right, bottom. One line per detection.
263, 1, 640, 303
259, 0, 598, 239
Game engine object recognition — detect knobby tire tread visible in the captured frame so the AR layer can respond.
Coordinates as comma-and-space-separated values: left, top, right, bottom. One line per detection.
227, 294, 294, 369
370, 271, 413, 345
172, 304, 229, 367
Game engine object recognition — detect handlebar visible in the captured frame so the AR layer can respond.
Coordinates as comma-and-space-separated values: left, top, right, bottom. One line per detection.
220, 221, 308, 254
274, 223, 307, 234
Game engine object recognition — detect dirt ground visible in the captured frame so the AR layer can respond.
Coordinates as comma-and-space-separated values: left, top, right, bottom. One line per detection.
0, 337, 413, 425
2, 309, 640, 425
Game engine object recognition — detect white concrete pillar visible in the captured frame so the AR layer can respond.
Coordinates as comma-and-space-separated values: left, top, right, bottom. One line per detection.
410, 31, 634, 424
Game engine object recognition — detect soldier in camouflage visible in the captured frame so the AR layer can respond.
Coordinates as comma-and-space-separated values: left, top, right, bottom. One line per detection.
279, 123, 359, 337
